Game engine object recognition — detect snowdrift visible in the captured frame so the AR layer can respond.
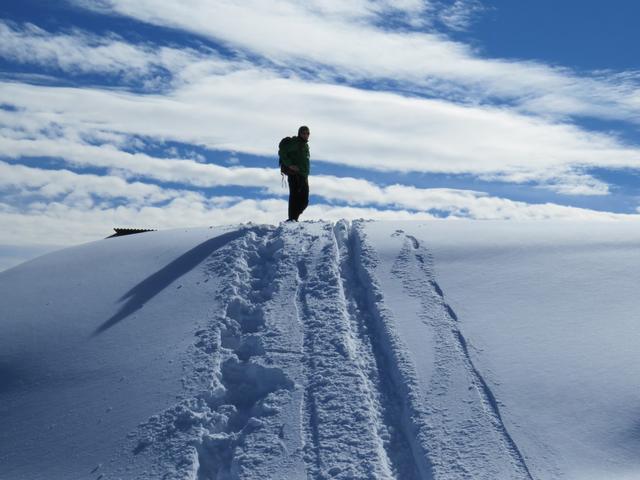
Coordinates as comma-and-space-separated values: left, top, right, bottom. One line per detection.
1, 220, 639, 480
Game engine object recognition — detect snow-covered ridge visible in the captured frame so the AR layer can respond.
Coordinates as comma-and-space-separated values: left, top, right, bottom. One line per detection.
1, 220, 639, 479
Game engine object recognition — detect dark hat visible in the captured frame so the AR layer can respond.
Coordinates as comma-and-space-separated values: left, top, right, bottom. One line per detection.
298, 125, 310, 135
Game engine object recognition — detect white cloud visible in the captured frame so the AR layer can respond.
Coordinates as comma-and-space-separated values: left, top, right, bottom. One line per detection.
301, 0, 430, 22
66, 0, 640, 123
2, 187, 636, 249
438, 0, 485, 31
478, 170, 611, 196
0, 131, 618, 213
2, 69, 639, 195
1, 156, 637, 251
0, 136, 279, 191
0, 160, 184, 206
0, 140, 610, 216
0, 20, 242, 89
0, 21, 149, 77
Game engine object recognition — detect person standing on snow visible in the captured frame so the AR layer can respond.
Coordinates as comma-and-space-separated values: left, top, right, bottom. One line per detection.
279, 125, 311, 222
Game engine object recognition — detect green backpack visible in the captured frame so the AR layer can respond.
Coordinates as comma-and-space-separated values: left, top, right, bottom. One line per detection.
278, 136, 296, 174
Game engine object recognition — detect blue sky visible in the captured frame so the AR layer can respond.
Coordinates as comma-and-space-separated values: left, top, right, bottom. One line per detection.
1, 0, 640, 269
472, 1, 640, 71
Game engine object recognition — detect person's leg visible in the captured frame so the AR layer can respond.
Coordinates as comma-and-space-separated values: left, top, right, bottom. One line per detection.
298, 176, 309, 218
288, 174, 301, 221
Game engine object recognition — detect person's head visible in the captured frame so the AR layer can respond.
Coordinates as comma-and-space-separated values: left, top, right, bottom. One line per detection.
298, 125, 310, 142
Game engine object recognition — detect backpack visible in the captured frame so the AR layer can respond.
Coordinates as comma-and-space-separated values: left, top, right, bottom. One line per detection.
278, 136, 296, 174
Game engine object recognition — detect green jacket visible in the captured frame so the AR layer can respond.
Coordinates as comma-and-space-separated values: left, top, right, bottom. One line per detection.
279, 136, 310, 177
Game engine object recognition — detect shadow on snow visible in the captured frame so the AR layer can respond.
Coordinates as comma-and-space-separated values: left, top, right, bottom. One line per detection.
91, 228, 250, 337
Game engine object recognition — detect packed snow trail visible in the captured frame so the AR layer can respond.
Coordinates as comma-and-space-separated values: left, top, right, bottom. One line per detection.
123, 225, 302, 479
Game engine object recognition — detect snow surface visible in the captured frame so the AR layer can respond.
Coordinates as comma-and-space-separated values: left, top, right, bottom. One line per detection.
1, 220, 639, 479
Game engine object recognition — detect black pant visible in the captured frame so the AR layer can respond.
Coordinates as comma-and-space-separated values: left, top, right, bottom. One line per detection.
288, 174, 309, 221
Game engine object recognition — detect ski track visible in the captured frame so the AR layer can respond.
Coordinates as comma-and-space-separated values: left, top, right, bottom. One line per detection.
389, 230, 533, 480
125, 221, 533, 479
292, 222, 398, 479
333, 221, 425, 480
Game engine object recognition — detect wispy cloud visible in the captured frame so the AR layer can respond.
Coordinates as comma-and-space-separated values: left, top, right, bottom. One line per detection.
0, 160, 181, 206
438, 0, 486, 31
3, 152, 636, 250
1, 183, 634, 248
2, 67, 638, 195
0, 20, 241, 91
0, 135, 618, 217
0, 21, 154, 77
66, 0, 640, 123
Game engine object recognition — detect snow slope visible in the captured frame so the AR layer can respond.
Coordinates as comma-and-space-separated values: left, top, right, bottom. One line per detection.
1, 220, 639, 479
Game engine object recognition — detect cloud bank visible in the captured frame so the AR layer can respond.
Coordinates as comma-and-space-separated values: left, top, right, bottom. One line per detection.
1, 2, 640, 268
